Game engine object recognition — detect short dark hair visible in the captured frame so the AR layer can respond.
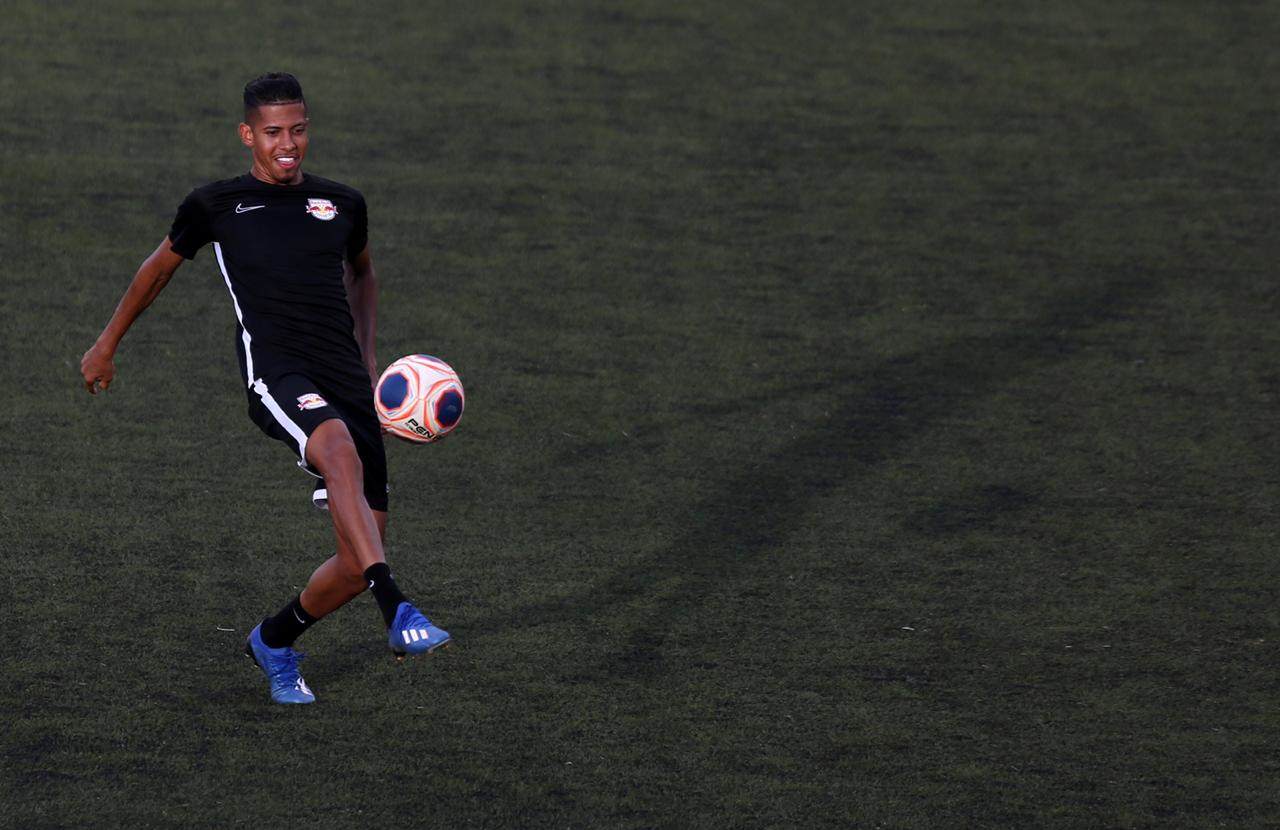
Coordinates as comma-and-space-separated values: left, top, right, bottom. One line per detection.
243, 72, 305, 119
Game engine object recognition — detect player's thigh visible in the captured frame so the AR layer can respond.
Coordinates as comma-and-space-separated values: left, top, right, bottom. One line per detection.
296, 385, 388, 511
305, 418, 362, 472
331, 397, 388, 512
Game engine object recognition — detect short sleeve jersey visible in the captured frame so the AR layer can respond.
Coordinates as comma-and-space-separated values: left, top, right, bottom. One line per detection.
168, 173, 369, 388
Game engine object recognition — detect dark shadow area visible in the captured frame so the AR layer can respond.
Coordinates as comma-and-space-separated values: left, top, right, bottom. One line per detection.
472, 271, 1169, 679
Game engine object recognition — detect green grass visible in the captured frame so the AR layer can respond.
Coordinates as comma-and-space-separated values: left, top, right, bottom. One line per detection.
3, 1, 1279, 826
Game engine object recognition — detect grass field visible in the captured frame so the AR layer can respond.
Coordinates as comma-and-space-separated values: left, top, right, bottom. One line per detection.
3, 1, 1279, 826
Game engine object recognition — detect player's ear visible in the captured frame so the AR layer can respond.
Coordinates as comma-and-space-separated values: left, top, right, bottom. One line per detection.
238, 121, 254, 147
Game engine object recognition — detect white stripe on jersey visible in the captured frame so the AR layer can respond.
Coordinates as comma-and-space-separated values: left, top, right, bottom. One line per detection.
214, 241, 309, 462
213, 242, 255, 386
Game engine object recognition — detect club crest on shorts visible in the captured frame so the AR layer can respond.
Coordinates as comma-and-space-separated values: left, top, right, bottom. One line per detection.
297, 393, 328, 410
304, 198, 338, 221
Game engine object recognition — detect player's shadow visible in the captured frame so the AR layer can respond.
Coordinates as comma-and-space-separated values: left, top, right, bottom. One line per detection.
474, 272, 1162, 678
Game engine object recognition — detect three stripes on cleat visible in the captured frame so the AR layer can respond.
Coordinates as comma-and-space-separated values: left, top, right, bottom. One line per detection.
387, 602, 451, 655
400, 628, 434, 645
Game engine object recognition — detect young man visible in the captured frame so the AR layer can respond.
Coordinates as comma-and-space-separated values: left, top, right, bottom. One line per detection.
80, 72, 450, 705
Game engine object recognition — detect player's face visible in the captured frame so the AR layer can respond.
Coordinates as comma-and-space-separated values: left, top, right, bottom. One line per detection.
239, 102, 309, 185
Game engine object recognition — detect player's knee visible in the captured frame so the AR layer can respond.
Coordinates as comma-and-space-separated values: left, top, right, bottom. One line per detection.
306, 422, 364, 483
328, 444, 364, 482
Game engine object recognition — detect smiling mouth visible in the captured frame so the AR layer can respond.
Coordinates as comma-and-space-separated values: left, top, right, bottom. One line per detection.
276, 156, 298, 167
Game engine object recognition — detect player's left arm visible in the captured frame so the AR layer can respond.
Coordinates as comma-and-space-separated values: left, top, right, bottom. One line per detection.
344, 243, 378, 388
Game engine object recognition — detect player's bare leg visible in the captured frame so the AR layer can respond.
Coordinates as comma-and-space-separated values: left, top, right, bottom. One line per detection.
306, 419, 385, 569
304, 418, 450, 657
299, 510, 387, 618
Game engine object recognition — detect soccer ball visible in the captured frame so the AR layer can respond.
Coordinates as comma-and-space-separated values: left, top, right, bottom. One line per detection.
375, 354, 465, 443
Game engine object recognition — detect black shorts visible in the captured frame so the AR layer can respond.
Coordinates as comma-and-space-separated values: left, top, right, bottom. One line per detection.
245, 372, 389, 512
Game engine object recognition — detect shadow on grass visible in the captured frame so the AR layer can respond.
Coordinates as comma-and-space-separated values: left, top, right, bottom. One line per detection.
483, 272, 1165, 677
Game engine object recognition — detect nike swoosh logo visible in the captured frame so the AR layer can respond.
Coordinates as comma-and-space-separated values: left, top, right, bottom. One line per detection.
235, 203, 266, 213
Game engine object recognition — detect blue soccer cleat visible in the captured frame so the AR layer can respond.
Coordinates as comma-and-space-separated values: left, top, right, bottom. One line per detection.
244, 623, 316, 704
389, 602, 452, 659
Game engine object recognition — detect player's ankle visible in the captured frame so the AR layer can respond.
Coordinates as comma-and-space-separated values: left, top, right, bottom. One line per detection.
363, 562, 409, 627
259, 595, 317, 648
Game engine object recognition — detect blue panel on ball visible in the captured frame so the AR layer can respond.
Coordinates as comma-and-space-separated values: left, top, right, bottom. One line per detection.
379, 372, 410, 410
436, 390, 463, 428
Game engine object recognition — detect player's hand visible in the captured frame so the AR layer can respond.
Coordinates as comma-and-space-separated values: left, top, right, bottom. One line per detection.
80, 345, 116, 395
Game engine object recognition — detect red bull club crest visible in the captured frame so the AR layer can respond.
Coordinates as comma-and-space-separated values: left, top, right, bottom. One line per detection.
305, 198, 337, 221
297, 393, 328, 410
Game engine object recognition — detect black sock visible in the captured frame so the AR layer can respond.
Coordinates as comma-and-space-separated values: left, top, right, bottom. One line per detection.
364, 562, 409, 627
259, 595, 318, 649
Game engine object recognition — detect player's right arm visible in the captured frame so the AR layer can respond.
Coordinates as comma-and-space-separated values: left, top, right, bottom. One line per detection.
80, 238, 186, 394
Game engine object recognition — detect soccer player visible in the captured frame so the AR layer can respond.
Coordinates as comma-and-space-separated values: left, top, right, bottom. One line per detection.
80, 72, 450, 705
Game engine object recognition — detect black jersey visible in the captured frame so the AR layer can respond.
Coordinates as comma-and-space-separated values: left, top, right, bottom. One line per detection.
168, 173, 369, 387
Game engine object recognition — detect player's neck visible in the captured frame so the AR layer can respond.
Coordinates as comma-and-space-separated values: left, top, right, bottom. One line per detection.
249, 166, 306, 186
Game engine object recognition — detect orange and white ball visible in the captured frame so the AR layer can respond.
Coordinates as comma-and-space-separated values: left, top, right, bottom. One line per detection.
375, 354, 465, 443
